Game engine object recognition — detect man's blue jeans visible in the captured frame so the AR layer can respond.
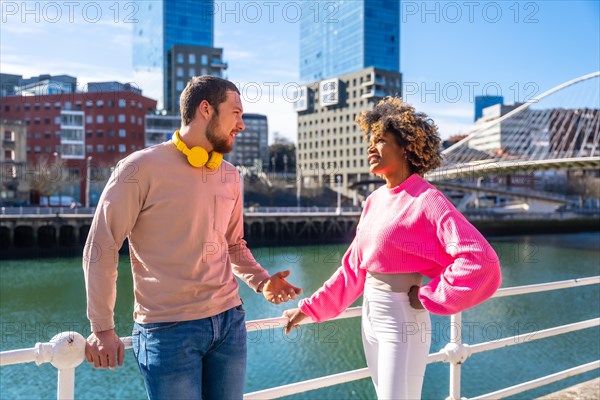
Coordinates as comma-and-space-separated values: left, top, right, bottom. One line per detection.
132, 305, 247, 400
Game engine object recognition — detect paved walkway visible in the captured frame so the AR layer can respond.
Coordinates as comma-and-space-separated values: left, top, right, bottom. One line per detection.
536, 377, 600, 399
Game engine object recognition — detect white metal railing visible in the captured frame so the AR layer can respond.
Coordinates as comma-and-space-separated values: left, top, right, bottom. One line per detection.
1, 277, 599, 399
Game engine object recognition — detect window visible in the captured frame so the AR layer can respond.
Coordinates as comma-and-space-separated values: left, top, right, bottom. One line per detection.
177, 53, 184, 63
44, 102, 51, 109
138, 117, 143, 125
86, 100, 93, 108
108, 130, 115, 138
44, 118, 51, 125
65, 101, 72, 110
96, 115, 104, 123
108, 145, 115, 152
176, 81, 184, 91
119, 144, 126, 153
55, 116, 61, 125
4, 150, 14, 160
34, 146, 41, 153
4, 130, 14, 141
45, 132, 51, 139
86, 131, 93, 138
189, 67, 195, 77
34, 103, 40, 110
118, 99, 126, 108
86, 115, 93, 124
24, 103, 30, 110
86, 145, 93, 153
177, 67, 184, 77
119, 129, 126, 137
189, 54, 196, 64
201, 55, 208, 65
97, 131, 104, 138
96, 100, 104, 107
96, 144, 104, 153
107, 115, 115, 123
130, 115, 135, 123
118, 114, 126, 123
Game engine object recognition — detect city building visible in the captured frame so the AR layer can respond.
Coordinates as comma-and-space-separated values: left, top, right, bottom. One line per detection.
295, 67, 403, 199
299, 0, 400, 83
474, 95, 504, 122
145, 113, 180, 147
297, 0, 402, 202
0, 73, 22, 97
133, 0, 226, 112
225, 114, 269, 168
0, 119, 28, 203
0, 79, 157, 204
165, 45, 226, 112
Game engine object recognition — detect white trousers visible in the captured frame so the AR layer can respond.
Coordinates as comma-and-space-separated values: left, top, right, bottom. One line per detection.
362, 285, 431, 400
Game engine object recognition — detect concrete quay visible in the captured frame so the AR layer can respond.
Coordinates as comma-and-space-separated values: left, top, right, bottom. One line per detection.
536, 377, 600, 399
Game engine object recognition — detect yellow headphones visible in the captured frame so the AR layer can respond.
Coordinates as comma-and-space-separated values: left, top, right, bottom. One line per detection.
171, 130, 223, 169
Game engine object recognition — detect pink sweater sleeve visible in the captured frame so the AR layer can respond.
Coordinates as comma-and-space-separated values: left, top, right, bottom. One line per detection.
418, 211, 502, 315
299, 237, 366, 322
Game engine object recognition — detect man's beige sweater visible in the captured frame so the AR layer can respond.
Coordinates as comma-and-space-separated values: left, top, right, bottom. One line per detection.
83, 141, 270, 332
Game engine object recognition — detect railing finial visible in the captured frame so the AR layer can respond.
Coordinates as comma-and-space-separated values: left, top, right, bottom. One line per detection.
48, 332, 86, 370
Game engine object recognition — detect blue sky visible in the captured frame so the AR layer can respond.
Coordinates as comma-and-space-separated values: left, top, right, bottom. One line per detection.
1, 1, 599, 142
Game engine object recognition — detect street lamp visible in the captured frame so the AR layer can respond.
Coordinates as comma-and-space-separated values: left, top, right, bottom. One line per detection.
85, 156, 92, 208
53, 152, 62, 207
336, 175, 342, 215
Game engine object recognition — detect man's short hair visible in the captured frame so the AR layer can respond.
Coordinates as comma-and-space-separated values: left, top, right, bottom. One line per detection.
179, 76, 240, 126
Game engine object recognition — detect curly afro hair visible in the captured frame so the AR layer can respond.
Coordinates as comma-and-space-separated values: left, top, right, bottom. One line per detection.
357, 97, 442, 175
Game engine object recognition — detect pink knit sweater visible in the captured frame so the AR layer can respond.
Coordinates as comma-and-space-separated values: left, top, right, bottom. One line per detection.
299, 174, 502, 320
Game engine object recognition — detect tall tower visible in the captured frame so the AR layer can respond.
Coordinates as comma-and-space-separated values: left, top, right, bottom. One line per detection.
133, 0, 226, 112
296, 0, 402, 202
299, 0, 400, 83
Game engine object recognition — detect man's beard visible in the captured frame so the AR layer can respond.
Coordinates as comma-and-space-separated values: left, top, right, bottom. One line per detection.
206, 114, 233, 154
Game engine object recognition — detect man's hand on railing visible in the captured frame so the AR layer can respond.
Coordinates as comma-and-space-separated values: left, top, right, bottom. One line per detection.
259, 270, 303, 304
85, 329, 125, 369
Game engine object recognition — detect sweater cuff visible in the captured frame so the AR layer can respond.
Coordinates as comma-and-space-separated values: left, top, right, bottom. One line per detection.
90, 318, 115, 333
298, 299, 321, 323
249, 271, 271, 293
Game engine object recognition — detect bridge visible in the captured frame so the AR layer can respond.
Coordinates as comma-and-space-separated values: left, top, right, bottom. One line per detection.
427, 71, 600, 180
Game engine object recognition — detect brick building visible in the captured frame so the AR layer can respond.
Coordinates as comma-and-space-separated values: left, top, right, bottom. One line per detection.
1, 90, 156, 204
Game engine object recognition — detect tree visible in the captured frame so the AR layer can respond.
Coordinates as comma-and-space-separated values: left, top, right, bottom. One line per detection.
269, 132, 296, 173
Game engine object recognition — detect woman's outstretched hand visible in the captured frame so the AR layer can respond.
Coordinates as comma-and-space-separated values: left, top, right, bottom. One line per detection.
283, 308, 308, 335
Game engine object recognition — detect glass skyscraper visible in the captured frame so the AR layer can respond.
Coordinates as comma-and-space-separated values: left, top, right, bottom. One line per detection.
300, 0, 400, 83
133, 0, 216, 110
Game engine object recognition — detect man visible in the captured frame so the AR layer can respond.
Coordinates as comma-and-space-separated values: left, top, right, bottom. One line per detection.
84, 76, 302, 400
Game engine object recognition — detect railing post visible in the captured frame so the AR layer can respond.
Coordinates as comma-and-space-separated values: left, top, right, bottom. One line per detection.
57, 368, 75, 400
443, 312, 471, 400
49, 332, 86, 400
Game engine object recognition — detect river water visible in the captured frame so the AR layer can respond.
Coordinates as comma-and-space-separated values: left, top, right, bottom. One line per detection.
1, 232, 599, 399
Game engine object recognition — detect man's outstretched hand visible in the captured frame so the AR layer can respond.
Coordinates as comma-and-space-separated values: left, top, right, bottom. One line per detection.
260, 270, 302, 304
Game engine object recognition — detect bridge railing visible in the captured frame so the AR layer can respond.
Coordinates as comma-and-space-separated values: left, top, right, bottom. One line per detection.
1, 276, 599, 399
0, 207, 96, 215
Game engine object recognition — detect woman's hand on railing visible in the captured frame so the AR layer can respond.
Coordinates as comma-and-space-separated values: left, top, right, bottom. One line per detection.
85, 329, 125, 369
283, 308, 308, 335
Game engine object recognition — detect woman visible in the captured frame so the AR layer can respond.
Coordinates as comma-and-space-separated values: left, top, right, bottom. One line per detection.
284, 97, 502, 399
